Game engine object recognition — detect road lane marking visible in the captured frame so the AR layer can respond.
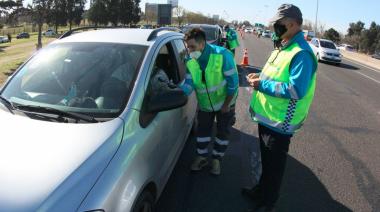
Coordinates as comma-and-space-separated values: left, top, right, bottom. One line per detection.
354, 71, 380, 84
343, 58, 380, 74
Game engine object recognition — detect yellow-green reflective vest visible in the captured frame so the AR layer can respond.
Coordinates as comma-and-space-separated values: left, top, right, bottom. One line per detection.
227, 30, 239, 50
186, 54, 235, 112
249, 42, 317, 134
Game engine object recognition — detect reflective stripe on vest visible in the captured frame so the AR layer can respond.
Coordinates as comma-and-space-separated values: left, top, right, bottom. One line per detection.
186, 54, 228, 112
249, 42, 317, 133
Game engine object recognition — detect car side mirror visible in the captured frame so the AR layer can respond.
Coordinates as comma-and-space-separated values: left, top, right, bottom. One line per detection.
146, 88, 188, 113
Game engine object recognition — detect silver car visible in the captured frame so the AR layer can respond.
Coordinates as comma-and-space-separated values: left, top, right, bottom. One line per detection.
0, 28, 197, 212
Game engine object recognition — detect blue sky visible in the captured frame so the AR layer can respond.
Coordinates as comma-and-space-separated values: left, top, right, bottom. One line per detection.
24, 0, 380, 33
142, 0, 380, 33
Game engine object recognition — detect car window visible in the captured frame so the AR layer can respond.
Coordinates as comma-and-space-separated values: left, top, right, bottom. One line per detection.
140, 42, 182, 127
1, 42, 147, 118
173, 39, 188, 81
320, 40, 337, 49
152, 42, 180, 84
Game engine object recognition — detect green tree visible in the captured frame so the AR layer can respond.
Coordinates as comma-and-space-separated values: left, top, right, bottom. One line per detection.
0, 0, 22, 16
107, 0, 119, 26
173, 6, 186, 26
323, 28, 341, 43
67, 0, 86, 30
32, 0, 53, 49
50, 0, 67, 33
131, 0, 141, 25
119, 0, 133, 26
347, 21, 365, 36
88, 0, 108, 26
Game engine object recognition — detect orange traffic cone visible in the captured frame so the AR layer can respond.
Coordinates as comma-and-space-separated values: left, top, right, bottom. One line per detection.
241, 48, 249, 66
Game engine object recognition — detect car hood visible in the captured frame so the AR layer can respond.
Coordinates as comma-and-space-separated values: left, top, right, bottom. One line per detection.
0, 109, 124, 211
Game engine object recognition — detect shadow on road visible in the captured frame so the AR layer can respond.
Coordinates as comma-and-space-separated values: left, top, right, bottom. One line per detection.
0, 45, 9, 52
320, 61, 359, 70
3, 62, 23, 77
279, 156, 352, 212
156, 127, 351, 212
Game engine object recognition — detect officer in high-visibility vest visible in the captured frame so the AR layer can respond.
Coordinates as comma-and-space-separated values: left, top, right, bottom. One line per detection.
181, 28, 239, 176
224, 25, 240, 56
242, 4, 318, 211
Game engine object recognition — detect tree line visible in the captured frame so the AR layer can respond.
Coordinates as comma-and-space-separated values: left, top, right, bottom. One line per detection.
1, 0, 142, 48
318, 21, 380, 55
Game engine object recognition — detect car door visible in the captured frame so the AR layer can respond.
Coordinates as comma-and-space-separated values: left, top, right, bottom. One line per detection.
310, 39, 318, 56
139, 39, 191, 186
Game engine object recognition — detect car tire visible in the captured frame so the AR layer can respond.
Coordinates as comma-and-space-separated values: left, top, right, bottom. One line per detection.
335, 63, 340, 66
132, 191, 155, 212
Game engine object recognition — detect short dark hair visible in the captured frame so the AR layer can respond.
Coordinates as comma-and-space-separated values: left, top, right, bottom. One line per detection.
184, 28, 206, 43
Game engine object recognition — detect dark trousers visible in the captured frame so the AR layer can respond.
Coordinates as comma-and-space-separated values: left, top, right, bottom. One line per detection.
196, 109, 234, 160
257, 124, 292, 206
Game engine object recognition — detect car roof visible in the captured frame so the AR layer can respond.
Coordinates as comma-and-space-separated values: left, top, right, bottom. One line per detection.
183, 24, 220, 29
319, 38, 334, 43
52, 28, 182, 46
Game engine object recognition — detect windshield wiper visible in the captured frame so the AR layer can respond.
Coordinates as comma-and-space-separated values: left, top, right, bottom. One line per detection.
15, 105, 98, 123
0, 95, 15, 114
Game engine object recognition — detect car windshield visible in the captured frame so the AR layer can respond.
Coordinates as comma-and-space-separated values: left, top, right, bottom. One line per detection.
320, 40, 337, 49
1, 42, 147, 118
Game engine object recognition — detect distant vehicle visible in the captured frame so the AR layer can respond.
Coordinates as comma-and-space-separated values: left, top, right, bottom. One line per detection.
43, 29, 56, 37
244, 28, 254, 33
140, 24, 153, 29
303, 30, 316, 41
372, 53, 380, 60
256, 28, 264, 35
337, 44, 355, 52
262, 30, 272, 38
181, 24, 224, 46
0, 36, 9, 43
310, 38, 342, 65
16, 32, 30, 39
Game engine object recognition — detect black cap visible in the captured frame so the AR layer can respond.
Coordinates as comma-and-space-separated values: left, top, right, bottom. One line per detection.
269, 4, 303, 24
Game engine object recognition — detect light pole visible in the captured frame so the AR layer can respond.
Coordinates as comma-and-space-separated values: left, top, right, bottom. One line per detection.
315, 0, 319, 33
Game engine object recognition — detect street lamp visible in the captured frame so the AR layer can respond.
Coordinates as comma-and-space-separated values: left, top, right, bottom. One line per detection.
315, 0, 319, 33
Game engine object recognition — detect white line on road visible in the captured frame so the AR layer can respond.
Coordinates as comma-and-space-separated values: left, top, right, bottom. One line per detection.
354, 71, 380, 84
343, 58, 380, 74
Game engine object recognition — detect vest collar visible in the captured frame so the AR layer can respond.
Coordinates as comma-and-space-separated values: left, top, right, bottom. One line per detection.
281, 31, 304, 50
198, 42, 212, 64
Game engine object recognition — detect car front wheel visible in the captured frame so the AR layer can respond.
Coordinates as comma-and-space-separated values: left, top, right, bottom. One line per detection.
132, 191, 155, 212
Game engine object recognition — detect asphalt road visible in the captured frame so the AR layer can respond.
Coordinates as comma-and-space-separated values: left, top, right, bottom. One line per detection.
156, 34, 380, 212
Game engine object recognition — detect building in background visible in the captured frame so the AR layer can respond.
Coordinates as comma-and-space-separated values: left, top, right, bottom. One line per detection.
213, 15, 220, 22
157, 4, 172, 25
167, 0, 178, 8
145, 3, 172, 25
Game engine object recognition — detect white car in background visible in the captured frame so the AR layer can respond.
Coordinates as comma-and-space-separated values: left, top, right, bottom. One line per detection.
337, 43, 355, 52
0, 36, 9, 43
43, 29, 56, 37
261, 30, 272, 38
310, 38, 342, 65
244, 28, 254, 33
